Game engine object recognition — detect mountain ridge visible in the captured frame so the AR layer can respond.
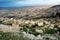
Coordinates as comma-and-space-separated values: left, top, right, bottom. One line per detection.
0, 5, 60, 19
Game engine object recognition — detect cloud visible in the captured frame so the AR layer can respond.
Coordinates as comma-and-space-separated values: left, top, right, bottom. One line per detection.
16, 0, 60, 6
48, 0, 60, 5
16, 0, 48, 5
0, 0, 60, 7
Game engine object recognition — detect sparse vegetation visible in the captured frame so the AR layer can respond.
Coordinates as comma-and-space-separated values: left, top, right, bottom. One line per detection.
0, 5, 60, 40
0, 17, 60, 40
0, 31, 30, 40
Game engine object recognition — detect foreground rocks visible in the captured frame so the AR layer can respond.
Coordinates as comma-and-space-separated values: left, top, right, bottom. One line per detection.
0, 17, 60, 40
0, 17, 60, 32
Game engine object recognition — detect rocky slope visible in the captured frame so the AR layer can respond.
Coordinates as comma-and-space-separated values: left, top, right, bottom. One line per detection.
0, 5, 60, 40
0, 5, 60, 19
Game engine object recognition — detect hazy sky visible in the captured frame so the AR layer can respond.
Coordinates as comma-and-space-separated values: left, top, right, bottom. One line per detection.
0, 0, 60, 7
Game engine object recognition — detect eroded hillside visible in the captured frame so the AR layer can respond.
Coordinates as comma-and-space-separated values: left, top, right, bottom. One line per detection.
0, 5, 60, 40
0, 5, 56, 19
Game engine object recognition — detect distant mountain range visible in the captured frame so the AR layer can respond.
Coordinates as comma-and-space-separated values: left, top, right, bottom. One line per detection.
0, 5, 60, 19
0, 6, 43, 10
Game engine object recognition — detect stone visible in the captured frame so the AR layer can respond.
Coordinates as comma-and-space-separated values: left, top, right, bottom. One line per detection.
44, 21, 50, 25
35, 29, 43, 34
37, 22, 44, 26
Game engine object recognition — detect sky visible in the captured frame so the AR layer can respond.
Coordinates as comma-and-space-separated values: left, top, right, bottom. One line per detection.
0, 0, 60, 7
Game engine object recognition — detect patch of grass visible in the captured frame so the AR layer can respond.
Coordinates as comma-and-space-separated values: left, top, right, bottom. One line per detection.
43, 28, 56, 34
0, 31, 30, 40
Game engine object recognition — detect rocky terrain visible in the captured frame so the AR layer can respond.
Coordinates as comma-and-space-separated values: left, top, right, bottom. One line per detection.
0, 5, 60, 40
0, 5, 59, 19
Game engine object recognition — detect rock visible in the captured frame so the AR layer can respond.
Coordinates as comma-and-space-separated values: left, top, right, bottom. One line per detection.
49, 24, 55, 29
35, 29, 43, 34
58, 25, 60, 28
35, 35, 43, 40
44, 21, 50, 25
0, 24, 11, 32
44, 25, 50, 28
37, 22, 44, 26
27, 34, 35, 40
30, 20, 36, 25
0, 24, 20, 32
25, 20, 30, 24
23, 32, 35, 40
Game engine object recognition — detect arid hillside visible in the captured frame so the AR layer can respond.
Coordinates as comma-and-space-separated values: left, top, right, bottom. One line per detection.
0, 5, 60, 40
0, 5, 60, 19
